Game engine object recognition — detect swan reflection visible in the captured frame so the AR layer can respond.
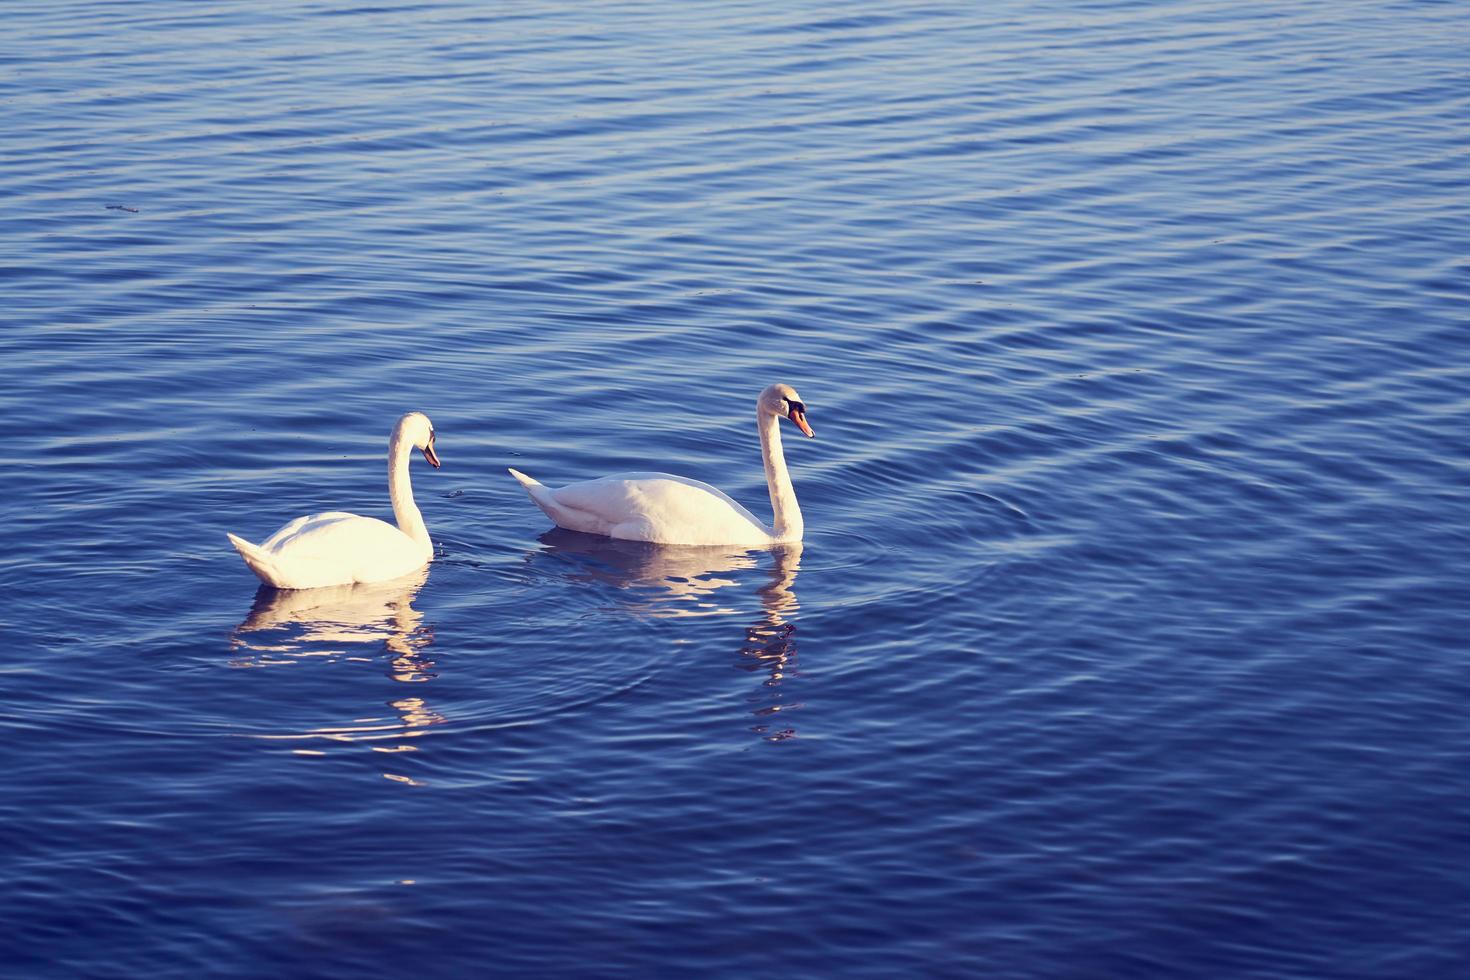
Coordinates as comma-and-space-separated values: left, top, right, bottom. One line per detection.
533, 529, 804, 740
229, 568, 445, 751
738, 541, 803, 742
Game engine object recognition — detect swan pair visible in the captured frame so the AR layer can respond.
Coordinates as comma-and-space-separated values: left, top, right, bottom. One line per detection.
227, 383, 814, 590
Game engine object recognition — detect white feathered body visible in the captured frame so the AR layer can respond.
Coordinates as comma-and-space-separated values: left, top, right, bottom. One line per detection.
507, 383, 811, 547
227, 411, 439, 590
228, 513, 431, 590
509, 469, 780, 546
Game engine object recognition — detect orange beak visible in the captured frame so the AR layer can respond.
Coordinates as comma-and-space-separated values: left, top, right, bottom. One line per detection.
422, 435, 441, 469
789, 408, 814, 438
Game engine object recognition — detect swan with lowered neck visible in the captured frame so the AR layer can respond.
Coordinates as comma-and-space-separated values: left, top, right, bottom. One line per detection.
227, 412, 442, 590
509, 383, 814, 546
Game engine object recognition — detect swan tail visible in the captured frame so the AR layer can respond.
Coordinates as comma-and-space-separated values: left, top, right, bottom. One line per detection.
507, 467, 541, 490
227, 533, 291, 590
507, 468, 573, 524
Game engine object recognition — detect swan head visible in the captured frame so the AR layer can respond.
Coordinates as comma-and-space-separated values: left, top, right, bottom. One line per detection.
395, 412, 441, 468
759, 383, 814, 438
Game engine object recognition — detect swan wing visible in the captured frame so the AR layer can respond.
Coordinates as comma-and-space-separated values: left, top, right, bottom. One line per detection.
245, 512, 427, 588
258, 511, 360, 551
544, 473, 771, 546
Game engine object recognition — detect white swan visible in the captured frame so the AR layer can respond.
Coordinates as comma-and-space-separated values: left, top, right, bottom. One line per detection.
227, 412, 442, 590
509, 383, 814, 546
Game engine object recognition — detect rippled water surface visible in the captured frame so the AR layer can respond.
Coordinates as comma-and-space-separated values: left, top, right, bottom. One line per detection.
6, 1, 1470, 976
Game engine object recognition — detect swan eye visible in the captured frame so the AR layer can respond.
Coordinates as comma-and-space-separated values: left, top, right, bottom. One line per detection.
788, 400, 805, 416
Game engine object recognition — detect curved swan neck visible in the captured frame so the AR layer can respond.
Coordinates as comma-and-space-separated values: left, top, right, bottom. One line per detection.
388, 428, 430, 548
758, 409, 803, 541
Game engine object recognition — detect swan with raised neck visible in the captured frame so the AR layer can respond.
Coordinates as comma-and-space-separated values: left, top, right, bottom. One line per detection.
227, 412, 442, 589
509, 383, 814, 547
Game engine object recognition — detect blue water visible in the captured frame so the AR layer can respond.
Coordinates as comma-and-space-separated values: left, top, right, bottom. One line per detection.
5, 0, 1470, 976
